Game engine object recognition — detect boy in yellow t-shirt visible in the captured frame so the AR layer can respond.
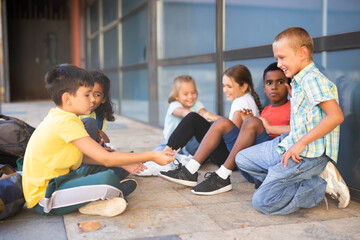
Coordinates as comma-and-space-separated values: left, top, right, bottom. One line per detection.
22, 64, 175, 217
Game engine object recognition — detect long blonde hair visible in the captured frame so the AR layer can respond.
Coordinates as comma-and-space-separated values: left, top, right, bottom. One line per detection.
168, 75, 198, 103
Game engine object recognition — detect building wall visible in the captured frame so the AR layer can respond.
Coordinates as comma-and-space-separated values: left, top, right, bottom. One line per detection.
86, 0, 360, 200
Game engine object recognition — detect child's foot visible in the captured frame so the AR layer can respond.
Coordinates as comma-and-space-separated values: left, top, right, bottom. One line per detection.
320, 161, 350, 208
119, 179, 138, 200
136, 161, 173, 177
78, 197, 127, 217
159, 164, 198, 187
191, 172, 232, 195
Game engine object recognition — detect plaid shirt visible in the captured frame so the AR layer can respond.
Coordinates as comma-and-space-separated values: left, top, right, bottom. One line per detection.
277, 62, 340, 162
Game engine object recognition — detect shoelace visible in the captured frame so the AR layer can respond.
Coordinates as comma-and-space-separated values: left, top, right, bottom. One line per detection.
203, 172, 218, 187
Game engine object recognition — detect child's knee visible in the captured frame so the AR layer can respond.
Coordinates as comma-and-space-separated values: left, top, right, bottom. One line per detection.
243, 116, 262, 129
252, 191, 267, 213
235, 151, 246, 169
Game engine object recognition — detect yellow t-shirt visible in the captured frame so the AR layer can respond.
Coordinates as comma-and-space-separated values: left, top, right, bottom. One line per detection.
78, 111, 107, 131
22, 107, 89, 208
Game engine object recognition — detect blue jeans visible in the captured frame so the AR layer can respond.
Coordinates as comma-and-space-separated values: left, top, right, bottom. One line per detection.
235, 135, 329, 215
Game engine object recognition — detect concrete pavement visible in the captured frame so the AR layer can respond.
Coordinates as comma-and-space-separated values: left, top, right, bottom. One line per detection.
0, 101, 359, 240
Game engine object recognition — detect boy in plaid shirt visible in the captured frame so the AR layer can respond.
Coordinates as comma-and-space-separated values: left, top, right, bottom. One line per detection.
235, 27, 350, 215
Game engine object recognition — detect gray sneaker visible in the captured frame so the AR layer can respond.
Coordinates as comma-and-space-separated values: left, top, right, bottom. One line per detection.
159, 164, 198, 187
191, 172, 232, 195
320, 161, 350, 208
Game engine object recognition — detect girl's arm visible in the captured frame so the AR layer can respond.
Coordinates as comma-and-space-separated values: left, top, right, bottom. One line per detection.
198, 108, 220, 122
172, 107, 192, 118
72, 136, 175, 167
259, 117, 291, 135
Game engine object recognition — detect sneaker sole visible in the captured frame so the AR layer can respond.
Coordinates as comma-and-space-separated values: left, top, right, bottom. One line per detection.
191, 184, 232, 196
159, 173, 197, 187
79, 197, 127, 217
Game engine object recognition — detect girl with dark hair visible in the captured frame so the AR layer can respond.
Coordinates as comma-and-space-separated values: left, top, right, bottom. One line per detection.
79, 70, 115, 149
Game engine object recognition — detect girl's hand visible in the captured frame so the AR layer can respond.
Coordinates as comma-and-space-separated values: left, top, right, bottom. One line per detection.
281, 141, 305, 167
122, 163, 147, 175
153, 148, 176, 165
239, 108, 253, 121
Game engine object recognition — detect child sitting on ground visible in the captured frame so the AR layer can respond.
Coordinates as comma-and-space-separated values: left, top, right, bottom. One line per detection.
160, 63, 291, 195
139, 75, 217, 176
159, 65, 262, 185
79, 69, 115, 150
236, 27, 350, 215
22, 64, 175, 217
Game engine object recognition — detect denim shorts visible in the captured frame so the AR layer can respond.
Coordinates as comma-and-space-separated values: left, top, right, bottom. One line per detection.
223, 126, 273, 152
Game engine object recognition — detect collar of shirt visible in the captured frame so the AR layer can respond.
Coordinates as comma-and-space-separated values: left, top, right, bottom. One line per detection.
291, 62, 315, 87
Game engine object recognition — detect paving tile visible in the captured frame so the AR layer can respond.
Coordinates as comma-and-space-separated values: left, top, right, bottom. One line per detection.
319, 217, 360, 240
0, 207, 66, 240
63, 206, 222, 240
224, 221, 356, 240
196, 199, 353, 230
180, 230, 235, 240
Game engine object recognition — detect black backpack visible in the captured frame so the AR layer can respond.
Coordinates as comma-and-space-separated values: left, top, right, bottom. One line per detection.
0, 114, 35, 166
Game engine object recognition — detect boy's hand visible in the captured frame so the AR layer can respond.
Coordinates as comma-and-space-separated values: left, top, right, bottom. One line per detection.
122, 163, 147, 175
153, 148, 176, 165
281, 141, 305, 167
285, 83, 292, 98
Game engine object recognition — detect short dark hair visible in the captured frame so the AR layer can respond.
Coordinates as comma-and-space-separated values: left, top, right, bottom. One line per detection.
263, 62, 291, 84
45, 64, 94, 106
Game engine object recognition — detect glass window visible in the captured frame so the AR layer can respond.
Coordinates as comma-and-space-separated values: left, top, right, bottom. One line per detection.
327, 0, 360, 35
122, 8, 148, 65
158, 0, 216, 59
103, 0, 118, 26
90, 1, 99, 34
225, 0, 322, 50
103, 26, 119, 69
323, 49, 360, 191
103, 70, 120, 114
121, 69, 149, 122
122, 0, 147, 16
158, 63, 216, 127
90, 36, 100, 69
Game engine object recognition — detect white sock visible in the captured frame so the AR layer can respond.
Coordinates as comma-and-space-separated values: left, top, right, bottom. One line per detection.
185, 159, 201, 174
216, 165, 232, 180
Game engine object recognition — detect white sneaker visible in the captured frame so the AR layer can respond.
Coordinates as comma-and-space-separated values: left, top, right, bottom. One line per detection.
320, 161, 350, 208
78, 197, 127, 217
175, 153, 193, 165
136, 161, 174, 177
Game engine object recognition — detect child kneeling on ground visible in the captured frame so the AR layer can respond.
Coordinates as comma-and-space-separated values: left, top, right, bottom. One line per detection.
22, 64, 175, 217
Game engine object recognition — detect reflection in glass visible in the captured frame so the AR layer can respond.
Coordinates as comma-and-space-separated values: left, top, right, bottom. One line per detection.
158, 0, 216, 59
103, 0, 118, 26
328, 0, 360, 35
122, 8, 148, 65
90, 1, 99, 34
122, 69, 149, 122
158, 64, 216, 126
326, 49, 360, 191
225, 0, 322, 50
122, 0, 147, 16
103, 70, 120, 114
104, 27, 119, 69
90, 36, 100, 69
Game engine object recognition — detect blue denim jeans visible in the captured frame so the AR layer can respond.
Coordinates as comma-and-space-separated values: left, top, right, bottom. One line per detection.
235, 135, 329, 215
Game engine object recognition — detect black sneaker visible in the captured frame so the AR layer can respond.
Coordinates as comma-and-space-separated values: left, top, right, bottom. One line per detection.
119, 179, 138, 200
159, 164, 198, 187
191, 172, 232, 195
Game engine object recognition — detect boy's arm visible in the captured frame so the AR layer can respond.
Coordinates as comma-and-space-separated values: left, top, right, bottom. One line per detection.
72, 136, 175, 167
259, 117, 290, 135
281, 99, 344, 167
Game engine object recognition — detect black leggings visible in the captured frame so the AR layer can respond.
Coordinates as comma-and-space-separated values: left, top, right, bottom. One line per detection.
167, 112, 229, 166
